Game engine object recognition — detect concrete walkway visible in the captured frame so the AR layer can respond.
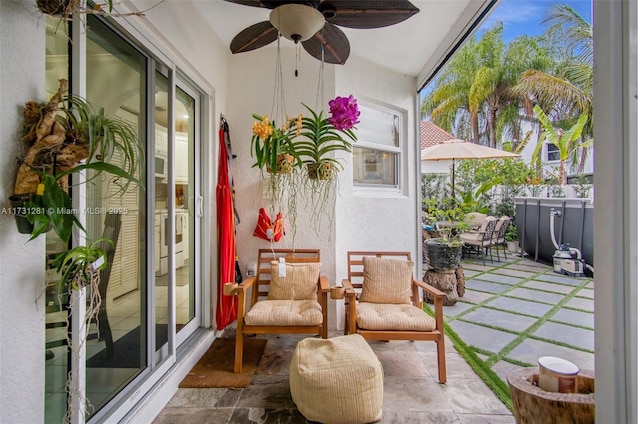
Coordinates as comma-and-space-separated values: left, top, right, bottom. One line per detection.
450, 254, 594, 384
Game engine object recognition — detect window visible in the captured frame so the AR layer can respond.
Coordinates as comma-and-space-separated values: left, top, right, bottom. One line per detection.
352, 103, 401, 188
546, 143, 560, 162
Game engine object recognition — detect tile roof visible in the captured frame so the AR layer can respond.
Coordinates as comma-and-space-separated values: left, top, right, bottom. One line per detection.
421, 121, 454, 149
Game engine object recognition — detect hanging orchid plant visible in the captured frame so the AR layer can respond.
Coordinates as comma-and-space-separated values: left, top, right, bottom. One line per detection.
294, 95, 360, 180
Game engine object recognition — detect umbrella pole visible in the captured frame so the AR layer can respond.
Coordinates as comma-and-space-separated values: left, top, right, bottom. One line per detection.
451, 159, 456, 197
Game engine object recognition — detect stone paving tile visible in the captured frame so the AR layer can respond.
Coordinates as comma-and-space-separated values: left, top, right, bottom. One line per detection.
507, 287, 566, 305
549, 308, 593, 329
533, 321, 594, 351
441, 378, 512, 415
153, 407, 234, 424
493, 268, 535, 279
523, 260, 553, 268
463, 269, 480, 278
475, 273, 522, 286
448, 321, 517, 354
508, 263, 549, 273
165, 388, 228, 407
491, 360, 526, 384
228, 408, 311, 424
565, 297, 594, 311
466, 280, 511, 294
577, 288, 594, 299
535, 273, 584, 286
383, 377, 452, 412
459, 290, 494, 305
458, 414, 516, 424
462, 262, 495, 272
419, 351, 478, 380
380, 410, 460, 423
506, 338, 595, 370
485, 296, 554, 316
586, 281, 594, 289
443, 301, 475, 317
523, 280, 575, 294
460, 307, 537, 333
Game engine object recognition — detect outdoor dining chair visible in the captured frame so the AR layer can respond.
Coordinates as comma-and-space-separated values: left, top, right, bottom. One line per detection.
230, 248, 328, 373
490, 216, 511, 261
342, 251, 447, 383
459, 216, 498, 265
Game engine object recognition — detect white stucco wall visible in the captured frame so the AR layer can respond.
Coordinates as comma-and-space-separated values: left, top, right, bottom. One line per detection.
333, 56, 420, 329
0, 2, 47, 423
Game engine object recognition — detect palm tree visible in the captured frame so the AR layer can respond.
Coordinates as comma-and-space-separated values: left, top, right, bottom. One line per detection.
421, 36, 483, 143
469, 29, 552, 148
423, 24, 551, 148
513, 4, 593, 173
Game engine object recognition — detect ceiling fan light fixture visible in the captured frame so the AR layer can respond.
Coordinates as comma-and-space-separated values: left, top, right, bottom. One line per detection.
269, 4, 325, 43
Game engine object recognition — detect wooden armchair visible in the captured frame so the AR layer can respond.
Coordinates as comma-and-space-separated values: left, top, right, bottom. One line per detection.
231, 249, 328, 373
342, 251, 447, 383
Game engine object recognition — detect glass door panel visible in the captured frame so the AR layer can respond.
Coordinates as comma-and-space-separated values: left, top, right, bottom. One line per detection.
84, 15, 148, 417
175, 86, 196, 335
44, 15, 70, 424
154, 71, 170, 354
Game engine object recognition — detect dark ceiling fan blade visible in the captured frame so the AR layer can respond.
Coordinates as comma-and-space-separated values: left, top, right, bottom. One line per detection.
302, 22, 350, 65
230, 21, 279, 54
319, 0, 419, 29
223, 0, 265, 8
224, 0, 322, 9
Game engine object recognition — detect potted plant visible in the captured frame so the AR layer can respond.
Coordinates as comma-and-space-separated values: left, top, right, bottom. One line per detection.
10, 78, 143, 243
295, 95, 359, 180
505, 223, 519, 253
423, 197, 470, 272
250, 114, 301, 174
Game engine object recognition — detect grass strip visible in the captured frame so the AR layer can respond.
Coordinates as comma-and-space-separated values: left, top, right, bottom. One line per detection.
424, 305, 514, 411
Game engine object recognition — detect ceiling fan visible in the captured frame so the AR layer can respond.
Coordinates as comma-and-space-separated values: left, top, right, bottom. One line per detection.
225, 0, 419, 65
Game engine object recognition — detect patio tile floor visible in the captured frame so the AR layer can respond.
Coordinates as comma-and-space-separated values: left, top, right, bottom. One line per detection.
154, 255, 593, 423
447, 254, 594, 387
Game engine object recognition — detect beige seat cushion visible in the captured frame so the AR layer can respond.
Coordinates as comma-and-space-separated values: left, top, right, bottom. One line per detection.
359, 256, 412, 304
290, 334, 383, 424
267, 262, 321, 300
244, 300, 322, 326
356, 302, 436, 331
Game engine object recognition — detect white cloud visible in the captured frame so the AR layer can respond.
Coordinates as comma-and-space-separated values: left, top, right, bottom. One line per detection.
481, 2, 546, 29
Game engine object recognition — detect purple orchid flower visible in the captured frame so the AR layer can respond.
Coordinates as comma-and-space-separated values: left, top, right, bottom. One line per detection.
328, 95, 360, 131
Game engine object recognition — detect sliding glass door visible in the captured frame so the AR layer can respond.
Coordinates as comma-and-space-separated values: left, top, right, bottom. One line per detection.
44, 13, 205, 423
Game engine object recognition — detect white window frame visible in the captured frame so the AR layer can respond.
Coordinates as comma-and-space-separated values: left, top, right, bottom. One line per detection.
546, 142, 560, 163
352, 101, 405, 195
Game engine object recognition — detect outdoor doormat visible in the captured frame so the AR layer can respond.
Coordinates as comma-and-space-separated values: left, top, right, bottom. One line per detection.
179, 337, 268, 388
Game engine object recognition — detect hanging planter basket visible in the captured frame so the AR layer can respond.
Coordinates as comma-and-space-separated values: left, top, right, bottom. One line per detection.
9, 194, 35, 234
36, 0, 73, 15
307, 162, 333, 180
424, 238, 463, 272
267, 154, 295, 174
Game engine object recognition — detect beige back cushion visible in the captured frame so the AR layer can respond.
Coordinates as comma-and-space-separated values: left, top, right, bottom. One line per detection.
359, 257, 413, 304
268, 262, 321, 300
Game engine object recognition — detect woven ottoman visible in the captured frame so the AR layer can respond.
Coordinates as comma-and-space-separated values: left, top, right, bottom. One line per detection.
290, 334, 383, 424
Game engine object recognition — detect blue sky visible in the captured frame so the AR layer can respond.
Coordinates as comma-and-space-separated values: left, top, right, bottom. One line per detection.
479, 0, 593, 42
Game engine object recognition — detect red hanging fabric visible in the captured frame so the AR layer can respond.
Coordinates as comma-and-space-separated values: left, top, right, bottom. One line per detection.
216, 122, 238, 330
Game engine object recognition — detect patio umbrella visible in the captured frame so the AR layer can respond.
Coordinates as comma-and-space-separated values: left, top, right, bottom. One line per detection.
421, 138, 519, 196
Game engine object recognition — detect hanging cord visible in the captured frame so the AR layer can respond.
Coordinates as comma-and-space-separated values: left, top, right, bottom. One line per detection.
295, 42, 300, 78
314, 33, 326, 111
